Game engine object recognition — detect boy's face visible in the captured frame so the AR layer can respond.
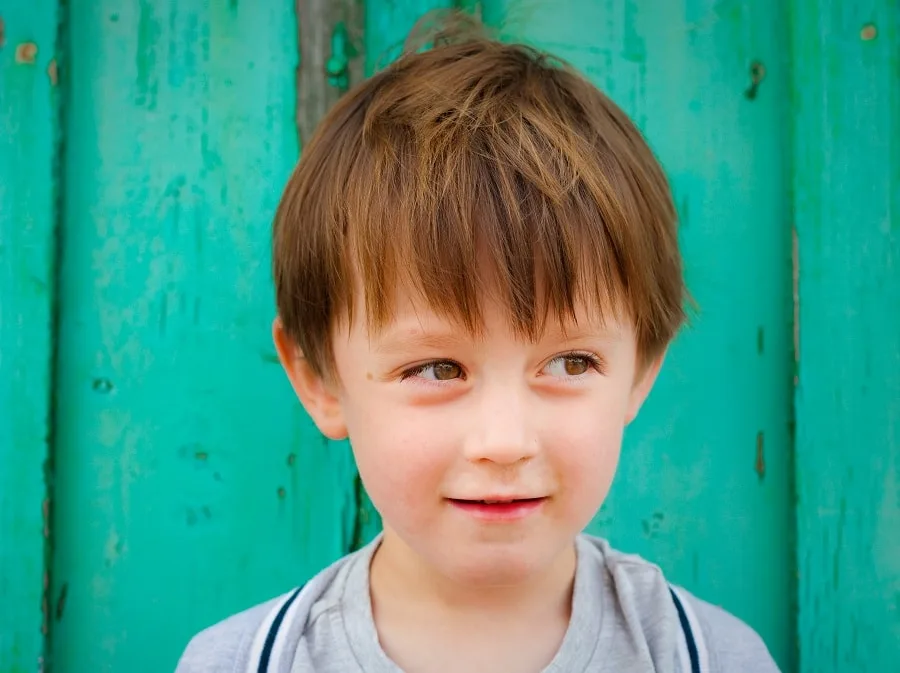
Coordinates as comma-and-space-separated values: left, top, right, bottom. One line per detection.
276, 286, 663, 587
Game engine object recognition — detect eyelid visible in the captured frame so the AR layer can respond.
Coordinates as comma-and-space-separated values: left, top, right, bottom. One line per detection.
399, 359, 465, 382
544, 350, 606, 375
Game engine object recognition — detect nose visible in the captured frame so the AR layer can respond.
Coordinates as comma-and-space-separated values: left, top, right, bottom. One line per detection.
462, 382, 538, 465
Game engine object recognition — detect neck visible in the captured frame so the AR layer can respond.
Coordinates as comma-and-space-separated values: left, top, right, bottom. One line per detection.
369, 530, 577, 619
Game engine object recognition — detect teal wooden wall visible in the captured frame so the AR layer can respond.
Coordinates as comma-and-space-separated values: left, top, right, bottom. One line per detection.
791, 2, 900, 668
0, 1, 896, 672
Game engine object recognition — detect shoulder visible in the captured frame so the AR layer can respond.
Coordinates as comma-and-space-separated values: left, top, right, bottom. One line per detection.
580, 536, 780, 672
174, 597, 283, 673
678, 588, 781, 673
173, 545, 363, 673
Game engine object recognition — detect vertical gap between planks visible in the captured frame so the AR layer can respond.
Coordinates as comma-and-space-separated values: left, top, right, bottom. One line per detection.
41, 1, 70, 669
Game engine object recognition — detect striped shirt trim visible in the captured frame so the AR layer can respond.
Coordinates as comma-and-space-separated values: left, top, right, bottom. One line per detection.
670, 585, 709, 673
247, 586, 303, 673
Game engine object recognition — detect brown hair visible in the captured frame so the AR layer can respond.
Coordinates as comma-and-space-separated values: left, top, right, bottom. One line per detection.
273, 15, 686, 378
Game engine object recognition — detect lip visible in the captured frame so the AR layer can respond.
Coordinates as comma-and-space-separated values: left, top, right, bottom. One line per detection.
447, 497, 547, 522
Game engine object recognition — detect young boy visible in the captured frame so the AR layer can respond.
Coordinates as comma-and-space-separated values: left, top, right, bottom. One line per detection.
177, 20, 780, 673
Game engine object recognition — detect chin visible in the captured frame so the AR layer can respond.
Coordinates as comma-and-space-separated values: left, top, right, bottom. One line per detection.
434, 538, 563, 587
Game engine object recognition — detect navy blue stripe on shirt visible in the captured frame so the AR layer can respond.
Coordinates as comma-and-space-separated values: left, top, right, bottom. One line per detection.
257, 586, 304, 673
670, 587, 700, 673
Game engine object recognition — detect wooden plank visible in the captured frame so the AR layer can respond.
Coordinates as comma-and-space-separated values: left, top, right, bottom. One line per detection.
0, 3, 58, 671
49, 2, 359, 670
295, 0, 381, 552
791, 2, 900, 671
482, 1, 795, 668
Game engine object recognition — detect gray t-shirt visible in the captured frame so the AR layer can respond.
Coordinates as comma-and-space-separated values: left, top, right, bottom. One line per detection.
176, 535, 780, 672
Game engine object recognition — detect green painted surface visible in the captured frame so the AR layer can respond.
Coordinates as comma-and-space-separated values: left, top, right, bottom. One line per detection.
3, 0, 898, 670
0, 3, 59, 671
791, 2, 900, 671
49, 3, 359, 671
365, 0, 457, 75
483, 1, 795, 669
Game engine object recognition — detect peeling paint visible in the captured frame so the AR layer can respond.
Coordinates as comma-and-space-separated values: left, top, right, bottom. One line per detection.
55, 582, 68, 622
756, 432, 766, 480
744, 61, 765, 100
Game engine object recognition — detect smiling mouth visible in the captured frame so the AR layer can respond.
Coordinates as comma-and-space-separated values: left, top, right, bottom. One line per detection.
446, 497, 548, 521
450, 497, 545, 505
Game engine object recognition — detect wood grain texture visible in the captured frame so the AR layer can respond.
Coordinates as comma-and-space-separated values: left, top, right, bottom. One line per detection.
791, 2, 900, 671
483, 1, 795, 669
49, 2, 358, 671
0, 3, 58, 671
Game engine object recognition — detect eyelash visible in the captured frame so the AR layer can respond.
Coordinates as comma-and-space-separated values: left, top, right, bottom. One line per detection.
398, 351, 606, 382
557, 351, 606, 376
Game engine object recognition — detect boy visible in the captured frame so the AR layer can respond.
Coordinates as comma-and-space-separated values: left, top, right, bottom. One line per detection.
177, 19, 780, 673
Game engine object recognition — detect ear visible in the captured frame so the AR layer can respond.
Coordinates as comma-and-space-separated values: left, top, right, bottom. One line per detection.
273, 318, 348, 440
625, 349, 666, 425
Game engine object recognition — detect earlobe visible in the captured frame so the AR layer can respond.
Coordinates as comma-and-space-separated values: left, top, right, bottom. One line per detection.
272, 318, 348, 440
625, 350, 666, 425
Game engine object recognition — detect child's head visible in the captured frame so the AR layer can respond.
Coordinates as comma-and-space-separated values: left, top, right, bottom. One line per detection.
273, 23, 685, 586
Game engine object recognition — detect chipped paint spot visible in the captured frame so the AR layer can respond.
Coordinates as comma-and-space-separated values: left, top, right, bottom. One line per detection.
194, 450, 208, 461
860, 24, 877, 41
47, 58, 57, 86
0, 16, 6, 49
15, 41, 37, 64
277, 487, 287, 499
287, 453, 296, 466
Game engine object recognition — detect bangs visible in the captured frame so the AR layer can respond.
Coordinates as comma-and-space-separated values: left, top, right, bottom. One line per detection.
342, 103, 628, 341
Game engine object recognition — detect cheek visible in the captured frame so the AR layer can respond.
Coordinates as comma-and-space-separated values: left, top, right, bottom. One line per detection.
545, 395, 628, 513
559, 422, 623, 484
343, 399, 454, 520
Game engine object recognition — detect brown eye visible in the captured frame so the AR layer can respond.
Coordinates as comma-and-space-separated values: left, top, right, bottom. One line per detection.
563, 356, 590, 376
432, 362, 462, 380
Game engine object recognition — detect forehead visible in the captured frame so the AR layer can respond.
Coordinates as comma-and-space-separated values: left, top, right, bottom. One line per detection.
345, 276, 631, 347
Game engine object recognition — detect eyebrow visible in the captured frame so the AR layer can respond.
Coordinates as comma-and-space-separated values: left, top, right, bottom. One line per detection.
538, 324, 623, 344
372, 331, 466, 356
